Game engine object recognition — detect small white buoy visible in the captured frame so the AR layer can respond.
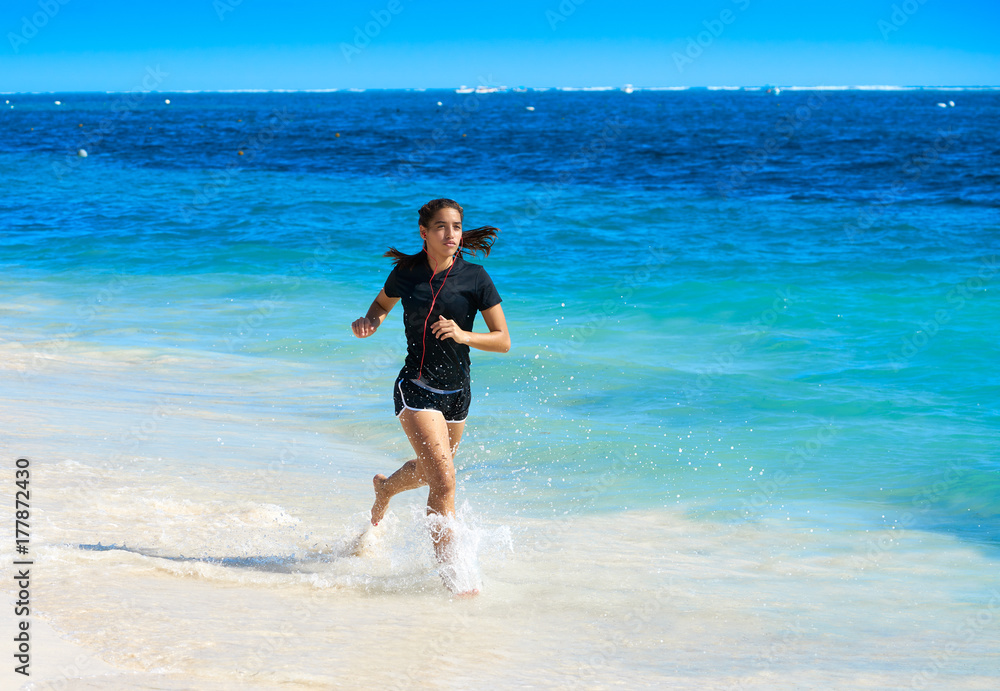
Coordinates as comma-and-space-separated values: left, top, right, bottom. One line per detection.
526, 106, 535, 111
54, 100, 62, 105
164, 98, 171, 105
77, 149, 88, 157
948, 100, 955, 107
436, 101, 443, 106
936, 102, 947, 108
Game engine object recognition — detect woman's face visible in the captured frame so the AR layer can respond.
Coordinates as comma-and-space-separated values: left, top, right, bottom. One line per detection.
421, 208, 463, 258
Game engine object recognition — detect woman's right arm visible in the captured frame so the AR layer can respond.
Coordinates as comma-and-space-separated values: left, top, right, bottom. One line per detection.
352, 289, 399, 338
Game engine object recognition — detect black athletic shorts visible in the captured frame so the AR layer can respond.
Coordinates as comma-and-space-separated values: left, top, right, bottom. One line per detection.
393, 376, 471, 423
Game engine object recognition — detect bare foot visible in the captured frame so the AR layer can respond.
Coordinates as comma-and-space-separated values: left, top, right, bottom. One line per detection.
438, 562, 480, 597
371, 474, 389, 525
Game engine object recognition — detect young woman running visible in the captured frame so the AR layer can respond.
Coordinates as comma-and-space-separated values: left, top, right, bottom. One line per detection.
351, 199, 510, 587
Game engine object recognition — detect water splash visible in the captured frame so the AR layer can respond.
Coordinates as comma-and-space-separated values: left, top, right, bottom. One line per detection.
422, 501, 512, 595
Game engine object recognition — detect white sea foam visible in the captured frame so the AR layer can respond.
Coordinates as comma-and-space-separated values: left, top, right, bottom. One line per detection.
854, 84, 920, 91
25, 489, 1000, 689
6, 85, 998, 98
555, 86, 618, 91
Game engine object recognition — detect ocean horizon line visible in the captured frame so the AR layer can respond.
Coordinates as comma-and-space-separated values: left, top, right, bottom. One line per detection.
3, 84, 999, 96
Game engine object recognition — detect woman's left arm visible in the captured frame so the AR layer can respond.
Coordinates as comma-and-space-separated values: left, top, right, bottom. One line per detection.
431, 303, 510, 353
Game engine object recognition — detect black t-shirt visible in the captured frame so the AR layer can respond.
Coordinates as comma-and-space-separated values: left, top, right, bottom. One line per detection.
383, 253, 502, 391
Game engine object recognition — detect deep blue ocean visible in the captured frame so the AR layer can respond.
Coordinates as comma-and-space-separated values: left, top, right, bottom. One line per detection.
2, 87, 998, 548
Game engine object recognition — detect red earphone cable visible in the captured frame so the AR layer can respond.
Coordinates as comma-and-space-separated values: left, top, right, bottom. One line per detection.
416, 251, 457, 382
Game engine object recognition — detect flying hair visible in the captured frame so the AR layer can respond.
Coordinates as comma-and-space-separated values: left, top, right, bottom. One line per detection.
385, 198, 499, 269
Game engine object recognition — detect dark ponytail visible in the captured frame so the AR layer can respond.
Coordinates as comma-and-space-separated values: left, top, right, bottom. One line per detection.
385, 198, 499, 268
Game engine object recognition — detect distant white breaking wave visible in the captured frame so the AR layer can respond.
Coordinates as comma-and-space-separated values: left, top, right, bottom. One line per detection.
782, 85, 1000, 92
8, 85, 996, 96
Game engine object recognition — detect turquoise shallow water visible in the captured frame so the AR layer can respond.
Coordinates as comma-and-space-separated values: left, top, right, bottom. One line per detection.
4, 188, 998, 542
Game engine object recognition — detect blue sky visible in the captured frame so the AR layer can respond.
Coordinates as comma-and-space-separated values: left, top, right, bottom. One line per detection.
3, 0, 998, 91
